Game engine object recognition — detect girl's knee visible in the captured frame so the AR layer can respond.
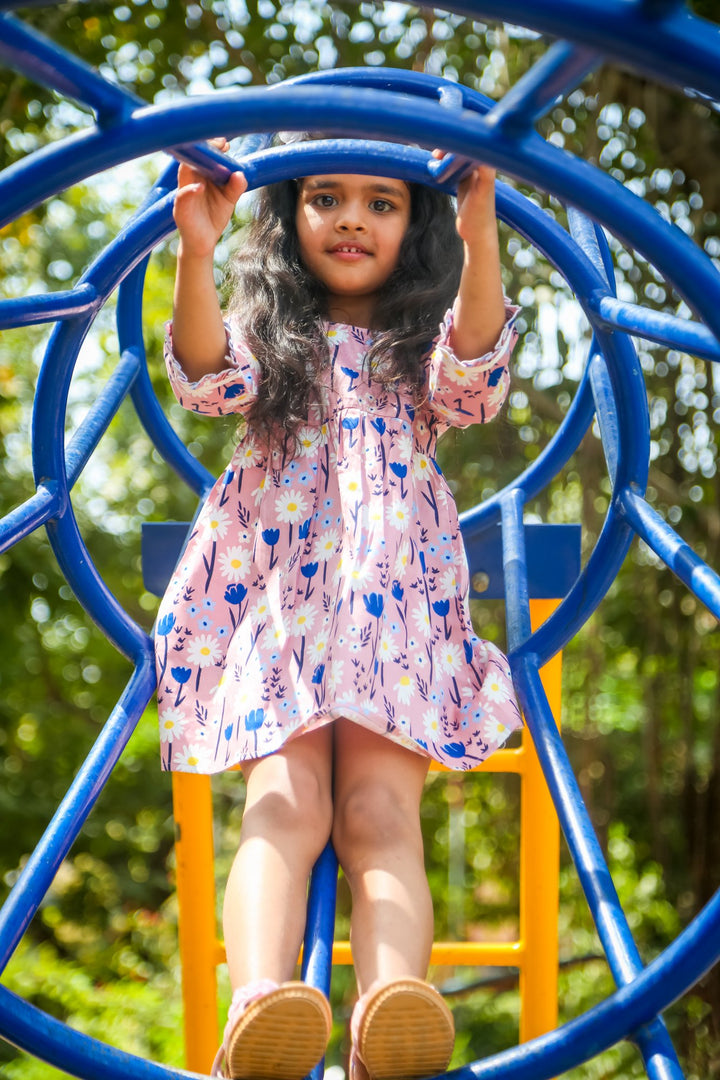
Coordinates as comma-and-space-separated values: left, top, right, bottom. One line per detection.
332, 783, 422, 867
243, 758, 333, 857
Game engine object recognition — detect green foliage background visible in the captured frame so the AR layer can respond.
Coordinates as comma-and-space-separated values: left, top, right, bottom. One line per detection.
1, 1, 720, 1077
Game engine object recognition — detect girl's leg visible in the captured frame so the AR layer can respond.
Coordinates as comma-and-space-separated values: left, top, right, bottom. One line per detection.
223, 724, 334, 989
331, 720, 433, 996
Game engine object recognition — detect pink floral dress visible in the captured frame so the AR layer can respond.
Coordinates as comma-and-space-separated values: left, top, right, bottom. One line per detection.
155, 305, 523, 773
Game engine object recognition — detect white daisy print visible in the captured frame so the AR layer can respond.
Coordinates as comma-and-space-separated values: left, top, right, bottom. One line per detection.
445, 361, 473, 384
412, 606, 432, 638
395, 673, 415, 704
307, 634, 328, 665
386, 498, 410, 530
218, 546, 252, 581
253, 474, 269, 505
423, 708, 441, 740
276, 489, 308, 523
296, 426, 320, 456
439, 567, 460, 597
328, 660, 345, 694
206, 507, 232, 539
327, 326, 349, 344
481, 715, 509, 744
396, 435, 413, 462
159, 708, 186, 743
437, 642, 463, 675
263, 623, 284, 649
174, 743, 210, 772
378, 630, 400, 663
347, 562, 372, 588
186, 634, 221, 668
291, 603, 317, 635
341, 474, 363, 499
313, 530, 341, 562
250, 596, 271, 623
412, 453, 433, 481
394, 542, 410, 576
237, 439, 263, 467
484, 674, 511, 703
363, 501, 384, 529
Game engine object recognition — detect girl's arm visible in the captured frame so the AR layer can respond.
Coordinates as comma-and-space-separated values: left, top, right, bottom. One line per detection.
447, 164, 507, 362
171, 140, 247, 381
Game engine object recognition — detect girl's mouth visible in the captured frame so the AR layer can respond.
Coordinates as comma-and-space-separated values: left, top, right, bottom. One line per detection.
329, 244, 370, 258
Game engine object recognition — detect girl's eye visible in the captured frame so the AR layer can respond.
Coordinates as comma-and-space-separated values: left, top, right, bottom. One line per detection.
370, 199, 394, 213
313, 194, 337, 208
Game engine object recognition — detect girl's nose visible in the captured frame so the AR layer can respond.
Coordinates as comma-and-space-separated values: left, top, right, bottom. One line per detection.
337, 204, 367, 232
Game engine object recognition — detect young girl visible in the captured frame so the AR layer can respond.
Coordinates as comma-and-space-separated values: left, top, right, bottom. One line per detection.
155, 137, 522, 1080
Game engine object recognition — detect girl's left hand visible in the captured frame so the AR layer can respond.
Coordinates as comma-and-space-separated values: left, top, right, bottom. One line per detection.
432, 151, 497, 249
455, 164, 496, 246
431, 151, 504, 360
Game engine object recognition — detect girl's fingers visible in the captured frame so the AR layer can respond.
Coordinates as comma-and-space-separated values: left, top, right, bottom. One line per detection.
177, 160, 201, 188
226, 169, 248, 200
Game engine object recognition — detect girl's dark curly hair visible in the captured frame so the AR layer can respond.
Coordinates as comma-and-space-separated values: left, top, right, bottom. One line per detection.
225, 173, 463, 447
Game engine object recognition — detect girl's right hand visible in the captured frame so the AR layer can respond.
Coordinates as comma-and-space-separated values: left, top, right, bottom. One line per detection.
173, 137, 248, 259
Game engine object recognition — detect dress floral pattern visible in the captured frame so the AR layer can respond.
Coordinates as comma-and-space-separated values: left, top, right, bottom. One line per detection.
155, 305, 523, 773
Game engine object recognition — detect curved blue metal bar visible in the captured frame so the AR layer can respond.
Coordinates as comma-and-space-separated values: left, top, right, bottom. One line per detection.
23, 184, 202, 660
619, 488, 720, 620
64, 347, 142, 488
118, 254, 216, 499
0, 659, 156, 976
0, 483, 60, 556
507, 284, 650, 663
278, 66, 493, 114
0, 84, 719, 357
484, 41, 601, 133
457, 183, 650, 663
500, 502, 682, 1077
3, 0, 713, 106
442, 2, 720, 104
302, 842, 339, 1080
0, 283, 101, 330
0, 11, 142, 121
589, 297, 720, 363
31, 330, 150, 662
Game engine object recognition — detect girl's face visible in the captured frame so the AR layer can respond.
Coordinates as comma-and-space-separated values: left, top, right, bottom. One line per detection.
295, 173, 411, 326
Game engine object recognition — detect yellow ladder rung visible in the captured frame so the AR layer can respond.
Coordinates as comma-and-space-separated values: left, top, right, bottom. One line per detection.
211, 939, 527, 968
431, 746, 526, 774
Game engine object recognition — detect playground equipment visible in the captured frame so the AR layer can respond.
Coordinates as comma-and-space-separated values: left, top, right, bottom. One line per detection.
1, 1, 720, 1078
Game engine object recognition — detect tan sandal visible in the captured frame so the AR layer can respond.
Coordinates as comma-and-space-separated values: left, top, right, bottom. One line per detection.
212, 979, 332, 1080
350, 977, 455, 1080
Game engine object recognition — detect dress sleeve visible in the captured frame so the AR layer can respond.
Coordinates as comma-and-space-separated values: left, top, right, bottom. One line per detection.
163, 317, 262, 416
425, 299, 520, 428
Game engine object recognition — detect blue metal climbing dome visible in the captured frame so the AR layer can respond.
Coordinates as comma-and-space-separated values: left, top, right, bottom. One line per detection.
1, 1, 720, 1078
